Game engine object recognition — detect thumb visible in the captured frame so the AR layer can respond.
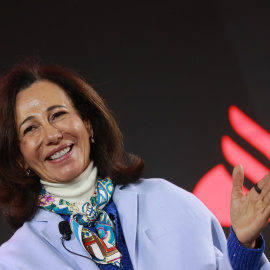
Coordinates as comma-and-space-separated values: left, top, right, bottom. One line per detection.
232, 164, 245, 198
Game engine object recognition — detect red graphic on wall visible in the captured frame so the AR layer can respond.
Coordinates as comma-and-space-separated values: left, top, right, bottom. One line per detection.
193, 105, 270, 227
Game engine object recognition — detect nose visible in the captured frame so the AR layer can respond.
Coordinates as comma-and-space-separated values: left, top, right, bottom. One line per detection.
43, 124, 62, 145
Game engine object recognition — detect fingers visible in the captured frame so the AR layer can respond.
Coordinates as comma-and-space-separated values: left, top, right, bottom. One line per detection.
261, 183, 270, 207
232, 165, 244, 190
260, 198, 270, 224
256, 172, 270, 203
232, 164, 270, 211
256, 176, 268, 192
232, 165, 245, 198
252, 171, 270, 220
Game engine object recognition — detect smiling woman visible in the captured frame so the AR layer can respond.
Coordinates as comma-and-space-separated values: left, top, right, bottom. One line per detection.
0, 62, 144, 229
0, 61, 270, 270
16, 81, 92, 183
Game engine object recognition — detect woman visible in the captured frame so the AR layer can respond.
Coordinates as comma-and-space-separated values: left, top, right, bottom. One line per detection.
0, 62, 269, 269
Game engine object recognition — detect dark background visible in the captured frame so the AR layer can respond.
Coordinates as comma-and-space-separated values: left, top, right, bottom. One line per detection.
1, 0, 270, 258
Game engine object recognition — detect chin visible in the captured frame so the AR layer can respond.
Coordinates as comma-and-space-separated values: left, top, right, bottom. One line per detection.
41, 162, 88, 183
56, 172, 81, 183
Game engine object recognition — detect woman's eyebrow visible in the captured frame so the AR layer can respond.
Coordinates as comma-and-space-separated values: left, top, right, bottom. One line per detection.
19, 116, 34, 129
19, 105, 67, 130
47, 105, 66, 111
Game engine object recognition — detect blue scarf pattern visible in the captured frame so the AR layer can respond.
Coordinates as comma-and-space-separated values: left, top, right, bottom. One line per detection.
38, 177, 123, 267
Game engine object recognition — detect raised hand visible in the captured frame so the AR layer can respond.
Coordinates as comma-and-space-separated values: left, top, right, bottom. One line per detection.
230, 165, 270, 248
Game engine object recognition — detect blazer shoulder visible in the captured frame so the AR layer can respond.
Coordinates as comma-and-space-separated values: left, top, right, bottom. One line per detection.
0, 220, 34, 266
0, 209, 58, 254
0, 216, 37, 251
120, 177, 181, 192
118, 178, 209, 215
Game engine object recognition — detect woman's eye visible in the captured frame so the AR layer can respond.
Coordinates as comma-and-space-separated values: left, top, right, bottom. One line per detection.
23, 126, 36, 136
52, 111, 66, 120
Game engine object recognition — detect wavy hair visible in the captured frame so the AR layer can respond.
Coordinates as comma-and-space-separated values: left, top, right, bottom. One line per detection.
0, 61, 145, 229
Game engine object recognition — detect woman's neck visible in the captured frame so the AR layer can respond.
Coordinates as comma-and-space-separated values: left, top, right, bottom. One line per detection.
40, 161, 97, 204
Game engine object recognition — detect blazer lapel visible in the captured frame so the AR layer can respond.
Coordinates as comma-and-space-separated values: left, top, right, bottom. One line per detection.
113, 185, 138, 270
33, 209, 100, 269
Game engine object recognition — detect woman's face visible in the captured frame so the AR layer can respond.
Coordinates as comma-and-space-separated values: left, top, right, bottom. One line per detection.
15, 80, 92, 183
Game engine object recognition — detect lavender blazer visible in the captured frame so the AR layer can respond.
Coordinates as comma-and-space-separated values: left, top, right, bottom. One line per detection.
0, 178, 269, 269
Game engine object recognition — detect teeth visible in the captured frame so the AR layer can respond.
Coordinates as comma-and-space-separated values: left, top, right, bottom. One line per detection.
49, 146, 70, 160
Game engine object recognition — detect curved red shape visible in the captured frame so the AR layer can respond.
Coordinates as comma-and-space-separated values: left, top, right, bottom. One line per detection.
221, 135, 269, 184
229, 105, 270, 160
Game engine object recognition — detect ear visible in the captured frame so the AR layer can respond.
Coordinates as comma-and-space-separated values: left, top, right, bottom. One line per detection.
17, 157, 29, 171
84, 120, 93, 137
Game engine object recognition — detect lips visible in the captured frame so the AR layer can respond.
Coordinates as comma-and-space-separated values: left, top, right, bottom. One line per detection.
46, 144, 73, 161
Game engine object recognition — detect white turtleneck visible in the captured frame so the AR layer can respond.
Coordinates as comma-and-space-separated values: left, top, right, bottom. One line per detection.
40, 161, 97, 204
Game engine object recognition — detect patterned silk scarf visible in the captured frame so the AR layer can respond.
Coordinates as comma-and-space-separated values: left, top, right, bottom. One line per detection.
38, 177, 123, 267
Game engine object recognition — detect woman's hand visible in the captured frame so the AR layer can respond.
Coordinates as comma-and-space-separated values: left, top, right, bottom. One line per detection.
230, 165, 270, 248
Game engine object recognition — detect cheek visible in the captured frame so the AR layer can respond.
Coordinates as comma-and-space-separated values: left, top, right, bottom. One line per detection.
19, 140, 36, 163
61, 117, 90, 139
20, 141, 28, 156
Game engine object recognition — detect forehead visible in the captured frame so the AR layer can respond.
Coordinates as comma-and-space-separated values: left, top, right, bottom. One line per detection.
15, 80, 74, 116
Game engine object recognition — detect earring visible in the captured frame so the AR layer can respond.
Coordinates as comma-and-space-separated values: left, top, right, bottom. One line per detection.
26, 169, 31, 176
90, 137, 95, 143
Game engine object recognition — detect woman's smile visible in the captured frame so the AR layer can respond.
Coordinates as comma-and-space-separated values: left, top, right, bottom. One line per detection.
15, 80, 93, 183
46, 144, 73, 162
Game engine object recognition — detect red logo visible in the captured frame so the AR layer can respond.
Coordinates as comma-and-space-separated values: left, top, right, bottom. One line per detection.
193, 105, 270, 227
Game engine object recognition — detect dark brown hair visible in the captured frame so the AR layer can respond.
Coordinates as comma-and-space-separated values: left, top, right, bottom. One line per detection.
0, 61, 145, 229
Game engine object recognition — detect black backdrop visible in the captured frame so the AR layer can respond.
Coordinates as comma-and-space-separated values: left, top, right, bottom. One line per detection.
1, 0, 270, 258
